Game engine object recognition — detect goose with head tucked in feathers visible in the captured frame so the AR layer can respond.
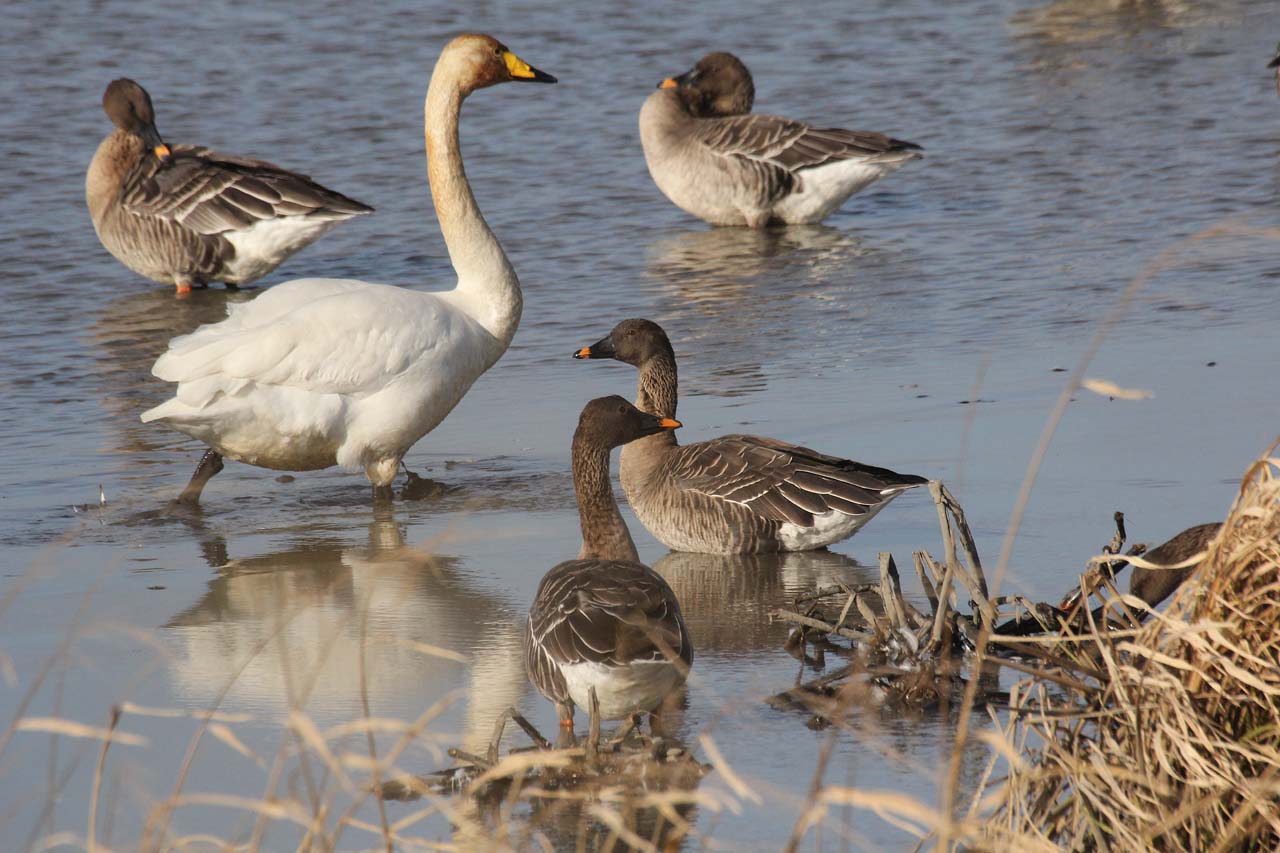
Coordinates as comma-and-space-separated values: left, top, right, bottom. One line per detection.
639, 52, 922, 227
525, 396, 692, 740
87, 78, 372, 294
574, 319, 928, 554
140, 34, 555, 504
1128, 522, 1222, 611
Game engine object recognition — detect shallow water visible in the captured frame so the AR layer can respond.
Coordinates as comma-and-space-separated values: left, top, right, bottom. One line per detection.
2, 0, 1279, 847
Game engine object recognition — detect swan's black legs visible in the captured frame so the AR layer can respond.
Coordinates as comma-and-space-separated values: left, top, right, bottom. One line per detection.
175, 449, 223, 506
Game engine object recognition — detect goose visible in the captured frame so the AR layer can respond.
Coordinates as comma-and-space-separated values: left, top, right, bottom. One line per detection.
1129, 522, 1221, 610
525, 396, 692, 742
87, 79, 373, 294
639, 52, 922, 227
140, 34, 556, 504
573, 319, 928, 553
637, 51, 921, 227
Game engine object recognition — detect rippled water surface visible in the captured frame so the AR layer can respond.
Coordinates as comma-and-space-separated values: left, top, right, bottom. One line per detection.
2, 0, 1279, 848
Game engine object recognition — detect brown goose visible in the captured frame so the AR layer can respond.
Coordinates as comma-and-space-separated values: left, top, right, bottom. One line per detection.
1129, 522, 1222, 610
574, 319, 928, 554
525, 396, 692, 740
87, 78, 372, 294
639, 52, 922, 227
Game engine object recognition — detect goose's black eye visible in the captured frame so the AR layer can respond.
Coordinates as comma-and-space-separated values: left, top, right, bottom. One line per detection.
495, 46, 504, 56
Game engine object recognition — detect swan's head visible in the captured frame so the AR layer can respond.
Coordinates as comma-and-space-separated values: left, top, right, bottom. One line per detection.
103, 78, 171, 161
575, 395, 681, 451
573, 318, 673, 368
441, 34, 557, 94
658, 52, 754, 117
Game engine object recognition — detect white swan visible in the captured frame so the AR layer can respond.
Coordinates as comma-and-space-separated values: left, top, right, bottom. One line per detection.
141, 34, 556, 504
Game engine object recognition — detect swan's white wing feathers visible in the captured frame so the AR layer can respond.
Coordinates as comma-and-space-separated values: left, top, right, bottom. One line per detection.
152, 282, 461, 405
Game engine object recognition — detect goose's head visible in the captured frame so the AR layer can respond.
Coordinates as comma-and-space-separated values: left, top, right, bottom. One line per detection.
659, 52, 754, 117
440, 34, 557, 95
574, 318, 673, 368
103, 78, 170, 161
575, 395, 681, 450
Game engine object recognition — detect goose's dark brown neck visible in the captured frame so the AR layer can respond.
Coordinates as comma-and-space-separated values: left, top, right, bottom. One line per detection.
633, 350, 679, 450
636, 349, 678, 417
572, 435, 639, 562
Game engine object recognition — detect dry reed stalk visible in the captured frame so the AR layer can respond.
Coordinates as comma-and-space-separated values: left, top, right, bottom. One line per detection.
967, 450, 1280, 851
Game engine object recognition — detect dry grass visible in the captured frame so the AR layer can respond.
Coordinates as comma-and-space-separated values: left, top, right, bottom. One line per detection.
969, 450, 1280, 852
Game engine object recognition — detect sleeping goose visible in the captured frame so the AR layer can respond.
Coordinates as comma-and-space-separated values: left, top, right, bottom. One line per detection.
87, 79, 372, 294
525, 396, 692, 742
1129, 522, 1221, 611
574, 319, 928, 553
639, 52, 922, 227
140, 35, 555, 504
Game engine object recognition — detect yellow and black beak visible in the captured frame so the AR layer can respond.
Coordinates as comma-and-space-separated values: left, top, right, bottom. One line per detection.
504, 50, 557, 83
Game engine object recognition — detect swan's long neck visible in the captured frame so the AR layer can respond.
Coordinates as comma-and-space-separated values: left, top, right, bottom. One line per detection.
573, 437, 639, 563
424, 68, 522, 349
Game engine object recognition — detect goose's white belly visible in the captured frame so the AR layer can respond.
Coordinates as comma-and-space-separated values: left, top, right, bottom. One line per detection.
223, 217, 343, 283
776, 504, 887, 551
774, 158, 904, 225
560, 660, 684, 720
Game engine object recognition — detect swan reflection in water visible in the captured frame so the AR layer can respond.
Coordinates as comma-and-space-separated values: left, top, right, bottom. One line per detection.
653, 548, 875, 654
164, 510, 525, 755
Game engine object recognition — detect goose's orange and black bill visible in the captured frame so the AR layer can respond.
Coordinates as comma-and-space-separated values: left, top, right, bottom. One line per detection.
573, 333, 615, 360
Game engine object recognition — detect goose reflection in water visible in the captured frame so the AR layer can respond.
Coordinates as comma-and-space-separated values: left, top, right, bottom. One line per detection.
642, 225, 878, 400
1012, 0, 1228, 45
164, 511, 525, 754
87, 288, 252, 455
644, 224, 866, 318
653, 548, 875, 654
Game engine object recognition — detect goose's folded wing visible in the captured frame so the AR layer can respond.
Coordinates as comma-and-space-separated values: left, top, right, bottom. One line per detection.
152, 286, 462, 401
694, 113, 922, 173
120, 144, 371, 235
668, 435, 927, 526
531, 562, 689, 668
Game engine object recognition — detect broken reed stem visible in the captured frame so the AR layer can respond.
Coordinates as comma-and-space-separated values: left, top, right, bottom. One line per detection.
87, 705, 120, 853
878, 553, 908, 631
771, 609, 875, 643
507, 707, 551, 752
358, 592, 393, 853
929, 559, 956, 653
913, 552, 940, 616
929, 481, 993, 626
